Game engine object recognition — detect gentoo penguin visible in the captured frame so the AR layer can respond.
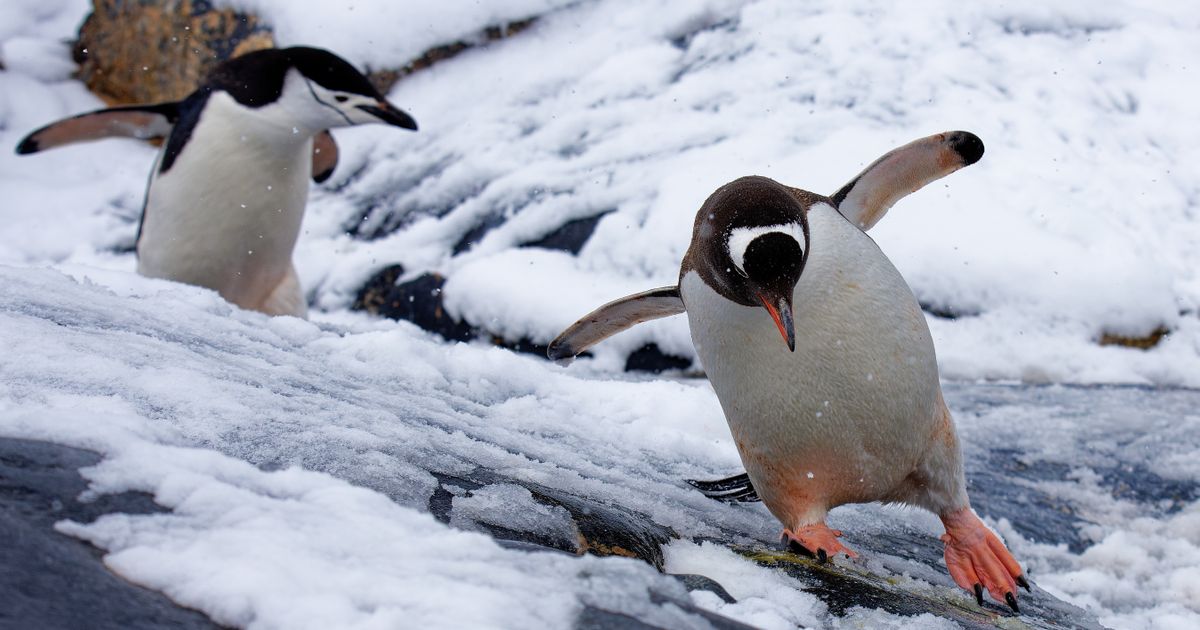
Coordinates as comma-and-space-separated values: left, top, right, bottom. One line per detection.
15, 46, 417, 317
548, 132, 1029, 612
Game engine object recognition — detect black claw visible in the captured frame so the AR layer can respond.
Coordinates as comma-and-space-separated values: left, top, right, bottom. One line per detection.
817, 548, 828, 564
973, 584, 984, 607
1005, 592, 1020, 614
1016, 575, 1031, 592
785, 538, 815, 558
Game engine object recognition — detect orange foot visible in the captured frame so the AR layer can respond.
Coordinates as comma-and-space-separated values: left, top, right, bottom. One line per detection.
940, 508, 1031, 613
781, 523, 858, 563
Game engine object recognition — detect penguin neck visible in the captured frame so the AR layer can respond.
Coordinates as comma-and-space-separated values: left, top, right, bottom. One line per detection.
204, 91, 319, 153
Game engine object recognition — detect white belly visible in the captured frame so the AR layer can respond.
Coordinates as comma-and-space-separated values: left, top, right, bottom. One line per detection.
137, 93, 311, 312
681, 204, 940, 511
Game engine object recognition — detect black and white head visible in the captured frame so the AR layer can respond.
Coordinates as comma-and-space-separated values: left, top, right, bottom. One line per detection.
683, 176, 813, 351
207, 46, 417, 133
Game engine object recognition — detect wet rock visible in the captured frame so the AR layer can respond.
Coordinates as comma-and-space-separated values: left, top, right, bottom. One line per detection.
6, 401, 1115, 629
349, 266, 568, 366
577, 601, 755, 630
624, 343, 693, 373
428, 470, 676, 570
671, 574, 737, 604
352, 265, 475, 343
520, 212, 612, 255
452, 211, 509, 255
75, 0, 275, 105
0, 438, 218, 630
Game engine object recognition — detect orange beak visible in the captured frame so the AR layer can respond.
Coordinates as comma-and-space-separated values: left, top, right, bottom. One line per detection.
757, 292, 795, 351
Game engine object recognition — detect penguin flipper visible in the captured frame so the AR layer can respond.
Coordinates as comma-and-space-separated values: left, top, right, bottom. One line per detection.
547, 286, 685, 362
311, 130, 339, 183
15, 102, 179, 155
828, 130, 984, 231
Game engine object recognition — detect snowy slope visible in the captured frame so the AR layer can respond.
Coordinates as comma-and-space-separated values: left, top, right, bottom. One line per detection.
2, 264, 1198, 629
2, 1, 1200, 629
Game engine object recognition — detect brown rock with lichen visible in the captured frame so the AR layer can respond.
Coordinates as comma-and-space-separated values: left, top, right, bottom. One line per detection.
74, 0, 274, 105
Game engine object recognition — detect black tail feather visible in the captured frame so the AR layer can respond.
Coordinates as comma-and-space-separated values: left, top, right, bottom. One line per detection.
686, 473, 761, 503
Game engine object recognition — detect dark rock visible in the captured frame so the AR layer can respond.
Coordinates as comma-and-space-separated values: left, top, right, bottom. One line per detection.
352, 266, 476, 343
575, 606, 664, 630
671, 574, 737, 604
578, 593, 757, 630
919, 300, 981, 321
452, 211, 508, 255
624, 343, 693, 373
354, 269, 692, 374
1098, 325, 1170, 350
520, 212, 612, 255
75, 0, 275, 105
0, 438, 219, 630
428, 470, 675, 569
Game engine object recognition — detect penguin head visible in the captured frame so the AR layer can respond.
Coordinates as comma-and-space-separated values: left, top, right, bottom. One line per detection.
206, 46, 417, 133
727, 222, 806, 350
686, 176, 811, 351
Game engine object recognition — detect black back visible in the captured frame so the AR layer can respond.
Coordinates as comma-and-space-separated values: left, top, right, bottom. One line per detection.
206, 46, 382, 108
158, 47, 378, 175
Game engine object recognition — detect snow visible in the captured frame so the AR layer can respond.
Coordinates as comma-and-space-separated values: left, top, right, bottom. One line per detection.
0, 266, 767, 628
2, 0, 1200, 628
219, 0, 577, 70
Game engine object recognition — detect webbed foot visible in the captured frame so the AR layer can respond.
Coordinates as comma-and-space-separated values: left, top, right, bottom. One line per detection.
940, 508, 1028, 613
781, 523, 858, 562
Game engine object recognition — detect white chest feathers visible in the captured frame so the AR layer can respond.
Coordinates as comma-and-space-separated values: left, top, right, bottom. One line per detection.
137, 92, 313, 315
681, 203, 941, 501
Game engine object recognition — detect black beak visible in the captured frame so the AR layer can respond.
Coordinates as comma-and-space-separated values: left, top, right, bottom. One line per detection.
757, 292, 795, 352
357, 102, 418, 130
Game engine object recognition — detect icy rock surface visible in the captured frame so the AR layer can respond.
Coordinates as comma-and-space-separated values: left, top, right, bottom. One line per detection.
0, 437, 218, 630
5, 266, 1196, 628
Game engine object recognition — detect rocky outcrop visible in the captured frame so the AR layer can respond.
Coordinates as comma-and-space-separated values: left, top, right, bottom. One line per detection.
71, 0, 535, 106
75, 0, 274, 105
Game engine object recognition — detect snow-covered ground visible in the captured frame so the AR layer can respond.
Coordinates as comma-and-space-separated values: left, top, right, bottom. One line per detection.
2, 1, 1199, 629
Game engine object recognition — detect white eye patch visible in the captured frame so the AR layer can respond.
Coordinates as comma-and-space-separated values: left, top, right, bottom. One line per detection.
727, 223, 805, 275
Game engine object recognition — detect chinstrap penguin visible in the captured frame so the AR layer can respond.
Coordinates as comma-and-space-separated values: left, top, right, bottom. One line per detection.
548, 131, 1029, 612
16, 46, 418, 317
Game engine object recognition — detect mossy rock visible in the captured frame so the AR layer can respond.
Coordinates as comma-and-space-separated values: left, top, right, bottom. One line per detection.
75, 0, 275, 105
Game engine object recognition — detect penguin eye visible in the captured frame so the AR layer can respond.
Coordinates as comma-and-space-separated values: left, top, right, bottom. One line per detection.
334, 95, 350, 103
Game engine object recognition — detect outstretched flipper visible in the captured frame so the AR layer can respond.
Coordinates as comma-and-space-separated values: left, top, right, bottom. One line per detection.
547, 286, 685, 362
686, 473, 761, 503
15, 103, 179, 154
829, 130, 984, 231
311, 130, 339, 183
